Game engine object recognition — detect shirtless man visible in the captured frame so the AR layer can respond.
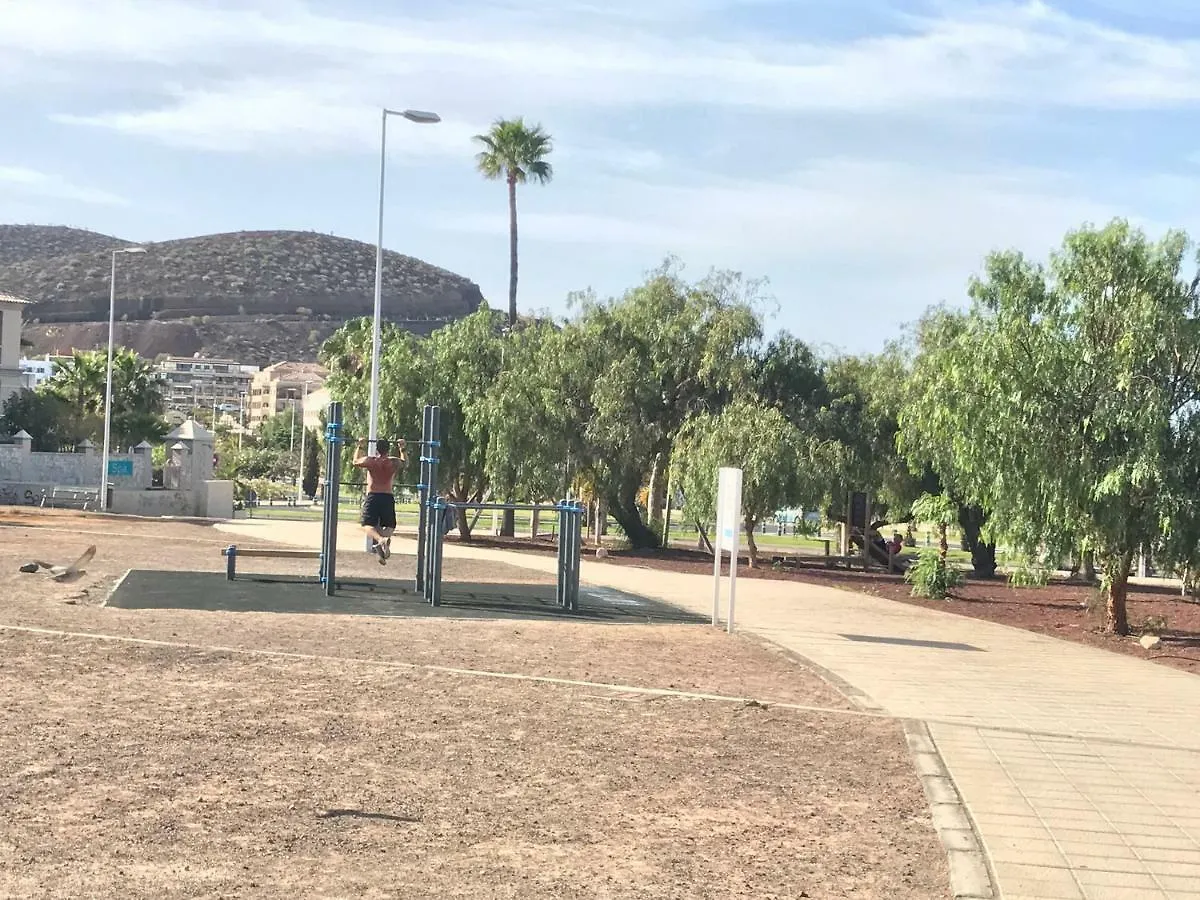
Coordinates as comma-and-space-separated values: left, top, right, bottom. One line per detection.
352, 437, 406, 564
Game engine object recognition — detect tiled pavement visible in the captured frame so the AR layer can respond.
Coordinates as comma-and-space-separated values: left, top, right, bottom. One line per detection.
220, 520, 1200, 899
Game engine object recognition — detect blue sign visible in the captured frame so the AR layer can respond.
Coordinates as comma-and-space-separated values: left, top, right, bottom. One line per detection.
107, 459, 134, 477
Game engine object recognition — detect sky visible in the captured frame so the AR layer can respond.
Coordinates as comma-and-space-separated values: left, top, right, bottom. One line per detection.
4, 0, 1200, 353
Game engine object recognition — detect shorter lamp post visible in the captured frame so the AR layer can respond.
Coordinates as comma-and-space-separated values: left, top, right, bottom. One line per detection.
100, 246, 146, 511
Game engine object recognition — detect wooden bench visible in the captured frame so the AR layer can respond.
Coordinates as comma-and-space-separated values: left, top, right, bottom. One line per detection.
40, 487, 99, 511
221, 545, 322, 580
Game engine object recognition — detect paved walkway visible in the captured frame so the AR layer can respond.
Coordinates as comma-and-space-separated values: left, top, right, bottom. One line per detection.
219, 520, 1200, 899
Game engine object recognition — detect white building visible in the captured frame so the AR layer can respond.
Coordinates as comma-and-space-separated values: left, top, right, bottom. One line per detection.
17, 355, 61, 390
0, 292, 32, 405
156, 355, 259, 420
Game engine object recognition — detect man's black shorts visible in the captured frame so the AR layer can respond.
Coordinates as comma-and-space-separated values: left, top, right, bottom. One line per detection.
361, 492, 397, 530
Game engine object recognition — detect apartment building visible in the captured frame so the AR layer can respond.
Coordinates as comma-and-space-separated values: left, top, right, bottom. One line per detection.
0, 292, 31, 405
246, 361, 328, 430
157, 355, 259, 420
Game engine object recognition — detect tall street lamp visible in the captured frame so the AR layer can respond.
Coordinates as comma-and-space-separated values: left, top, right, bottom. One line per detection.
100, 245, 146, 511
367, 107, 441, 451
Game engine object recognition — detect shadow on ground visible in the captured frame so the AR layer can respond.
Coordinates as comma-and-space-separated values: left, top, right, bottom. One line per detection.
107, 570, 707, 624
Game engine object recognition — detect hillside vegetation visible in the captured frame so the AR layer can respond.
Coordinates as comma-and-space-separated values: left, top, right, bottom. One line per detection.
0, 225, 125, 266
0, 227, 484, 364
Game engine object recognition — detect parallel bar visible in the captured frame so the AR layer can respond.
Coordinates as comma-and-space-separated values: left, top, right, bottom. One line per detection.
438, 502, 563, 513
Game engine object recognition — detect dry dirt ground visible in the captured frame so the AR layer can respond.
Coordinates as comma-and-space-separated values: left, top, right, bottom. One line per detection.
0, 508, 949, 899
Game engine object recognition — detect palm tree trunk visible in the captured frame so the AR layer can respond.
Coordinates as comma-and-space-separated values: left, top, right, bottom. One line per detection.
507, 174, 519, 327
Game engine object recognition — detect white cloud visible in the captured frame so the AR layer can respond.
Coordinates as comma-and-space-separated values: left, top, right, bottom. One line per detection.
432, 156, 1146, 286
6, 0, 1200, 156
0, 165, 128, 207
54, 81, 484, 158
430, 210, 691, 246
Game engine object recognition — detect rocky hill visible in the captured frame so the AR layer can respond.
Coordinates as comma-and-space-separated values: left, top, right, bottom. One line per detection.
0, 225, 126, 266
0, 228, 485, 365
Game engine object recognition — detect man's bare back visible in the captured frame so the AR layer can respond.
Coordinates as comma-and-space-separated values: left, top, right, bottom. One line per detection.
352, 438, 407, 563
361, 455, 400, 493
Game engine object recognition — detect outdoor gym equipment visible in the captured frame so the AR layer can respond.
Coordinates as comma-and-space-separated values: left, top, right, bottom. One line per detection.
317, 400, 585, 610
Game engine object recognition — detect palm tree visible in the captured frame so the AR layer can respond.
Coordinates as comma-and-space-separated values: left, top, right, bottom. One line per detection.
46, 351, 107, 415
473, 118, 554, 327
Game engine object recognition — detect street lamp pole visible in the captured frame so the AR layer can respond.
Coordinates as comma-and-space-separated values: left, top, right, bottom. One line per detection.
100, 246, 146, 511
367, 106, 441, 451
296, 380, 311, 503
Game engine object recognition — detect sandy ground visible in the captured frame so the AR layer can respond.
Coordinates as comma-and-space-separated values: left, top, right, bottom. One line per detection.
0, 508, 949, 899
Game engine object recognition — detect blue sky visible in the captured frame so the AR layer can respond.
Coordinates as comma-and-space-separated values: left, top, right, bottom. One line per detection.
4, 0, 1200, 353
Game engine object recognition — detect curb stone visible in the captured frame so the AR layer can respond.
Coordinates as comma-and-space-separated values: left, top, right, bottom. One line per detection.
904, 719, 997, 900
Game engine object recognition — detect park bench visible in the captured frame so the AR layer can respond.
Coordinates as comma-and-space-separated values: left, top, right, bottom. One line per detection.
40, 487, 99, 511
221, 545, 322, 581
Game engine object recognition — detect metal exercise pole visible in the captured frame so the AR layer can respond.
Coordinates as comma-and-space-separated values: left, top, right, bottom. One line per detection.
569, 502, 583, 611
423, 406, 441, 603
430, 498, 446, 607
323, 402, 343, 597
320, 400, 337, 584
556, 500, 568, 608
415, 404, 433, 592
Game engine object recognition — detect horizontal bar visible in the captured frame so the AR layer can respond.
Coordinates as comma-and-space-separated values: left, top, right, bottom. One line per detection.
431, 502, 584, 513
221, 547, 322, 559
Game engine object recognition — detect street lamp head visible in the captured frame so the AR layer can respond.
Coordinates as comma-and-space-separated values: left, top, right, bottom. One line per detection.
115, 246, 147, 255
401, 109, 441, 124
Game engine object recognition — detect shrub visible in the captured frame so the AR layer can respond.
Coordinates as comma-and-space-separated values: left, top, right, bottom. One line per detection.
1008, 560, 1051, 588
905, 548, 963, 600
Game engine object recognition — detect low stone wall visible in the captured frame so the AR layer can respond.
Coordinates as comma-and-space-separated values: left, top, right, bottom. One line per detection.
199, 481, 234, 520
0, 444, 151, 490
110, 489, 193, 518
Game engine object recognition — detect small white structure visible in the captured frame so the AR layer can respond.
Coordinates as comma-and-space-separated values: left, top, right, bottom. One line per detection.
711, 467, 743, 634
0, 292, 32, 405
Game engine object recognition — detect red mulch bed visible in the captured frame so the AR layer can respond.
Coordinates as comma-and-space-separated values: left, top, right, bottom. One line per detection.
446, 536, 1200, 676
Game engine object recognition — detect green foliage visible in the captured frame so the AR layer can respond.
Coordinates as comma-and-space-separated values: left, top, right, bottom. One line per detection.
911, 492, 957, 529
561, 263, 765, 547
42, 348, 167, 448
302, 429, 320, 498
1007, 560, 1051, 588
905, 549, 963, 600
257, 412, 299, 453
674, 398, 834, 566
473, 118, 554, 187
900, 219, 1200, 634
1, 389, 86, 451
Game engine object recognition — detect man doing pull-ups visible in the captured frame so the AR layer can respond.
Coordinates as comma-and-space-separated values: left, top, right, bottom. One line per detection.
353, 437, 406, 564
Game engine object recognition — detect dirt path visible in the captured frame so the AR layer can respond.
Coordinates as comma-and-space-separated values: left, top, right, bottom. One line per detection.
0, 510, 950, 899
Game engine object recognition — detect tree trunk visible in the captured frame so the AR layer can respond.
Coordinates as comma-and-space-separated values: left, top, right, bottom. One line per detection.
938, 522, 949, 562
507, 175, 519, 327
1103, 551, 1134, 635
744, 515, 759, 568
646, 452, 666, 539
1083, 549, 1097, 583
500, 507, 515, 537
531, 506, 541, 539
695, 520, 714, 555
608, 489, 660, 549
957, 504, 996, 577
456, 506, 473, 540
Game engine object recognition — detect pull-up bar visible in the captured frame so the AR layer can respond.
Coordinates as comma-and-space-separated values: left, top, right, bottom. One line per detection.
325, 433, 440, 447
